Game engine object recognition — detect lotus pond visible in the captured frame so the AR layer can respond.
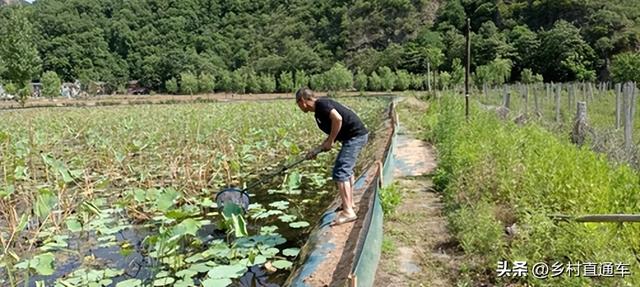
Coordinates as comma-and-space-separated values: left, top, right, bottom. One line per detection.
0, 97, 390, 287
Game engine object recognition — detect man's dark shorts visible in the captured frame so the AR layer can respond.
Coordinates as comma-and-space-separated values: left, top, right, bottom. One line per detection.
332, 133, 369, 182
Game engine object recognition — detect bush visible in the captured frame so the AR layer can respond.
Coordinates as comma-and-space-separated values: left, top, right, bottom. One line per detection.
410, 73, 424, 90
378, 66, 395, 92
368, 72, 382, 91
259, 74, 276, 93
165, 77, 178, 94
354, 68, 368, 92
179, 72, 198, 95
42, 71, 61, 98
278, 71, 294, 92
217, 70, 233, 92
198, 73, 215, 93
310, 74, 326, 91
323, 62, 353, 91
394, 70, 411, 91
230, 70, 246, 93
244, 69, 260, 93
294, 70, 309, 89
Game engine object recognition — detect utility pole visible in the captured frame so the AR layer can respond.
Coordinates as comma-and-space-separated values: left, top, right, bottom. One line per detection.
465, 18, 471, 121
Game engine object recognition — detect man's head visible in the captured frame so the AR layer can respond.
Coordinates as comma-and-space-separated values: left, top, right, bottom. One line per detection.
295, 87, 315, 113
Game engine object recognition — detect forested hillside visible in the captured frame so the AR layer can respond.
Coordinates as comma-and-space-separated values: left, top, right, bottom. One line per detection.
0, 0, 639, 92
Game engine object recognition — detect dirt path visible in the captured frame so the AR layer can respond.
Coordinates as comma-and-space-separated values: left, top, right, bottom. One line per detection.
374, 103, 462, 286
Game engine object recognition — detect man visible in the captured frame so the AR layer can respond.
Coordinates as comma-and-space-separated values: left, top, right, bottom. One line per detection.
295, 87, 369, 226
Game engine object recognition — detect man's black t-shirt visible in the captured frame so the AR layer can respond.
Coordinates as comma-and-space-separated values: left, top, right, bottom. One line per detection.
314, 97, 368, 142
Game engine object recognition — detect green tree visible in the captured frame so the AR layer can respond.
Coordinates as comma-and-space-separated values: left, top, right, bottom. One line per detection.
439, 71, 452, 89
218, 70, 233, 92
435, 0, 466, 31
278, 71, 294, 92
324, 63, 353, 91
538, 20, 596, 82
508, 25, 541, 77
520, 68, 544, 84
610, 52, 640, 83
245, 69, 260, 93
165, 77, 178, 94
354, 68, 368, 92
310, 74, 326, 91
395, 70, 411, 91
42, 71, 61, 98
259, 74, 276, 93
490, 58, 513, 85
451, 58, 464, 87
0, 7, 41, 87
294, 70, 309, 89
231, 70, 246, 93
198, 73, 215, 93
180, 72, 198, 95
368, 72, 382, 91
378, 67, 395, 92
410, 73, 424, 90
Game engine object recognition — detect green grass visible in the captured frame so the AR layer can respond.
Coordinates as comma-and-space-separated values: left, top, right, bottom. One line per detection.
425, 94, 640, 286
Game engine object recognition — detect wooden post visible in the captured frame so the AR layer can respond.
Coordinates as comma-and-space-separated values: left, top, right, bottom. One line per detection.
523, 84, 529, 114
555, 83, 561, 122
503, 85, 510, 109
569, 83, 574, 111
588, 82, 593, 102
427, 62, 432, 92
571, 101, 588, 146
624, 82, 634, 150
616, 83, 622, 129
534, 84, 539, 114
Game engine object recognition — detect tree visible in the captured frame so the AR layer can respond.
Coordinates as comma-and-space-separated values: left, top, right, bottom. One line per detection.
451, 58, 464, 87
42, 71, 61, 99
230, 70, 246, 93
368, 72, 382, 92
294, 70, 309, 89
410, 73, 424, 90
324, 63, 353, 91
198, 73, 215, 93
395, 70, 411, 91
354, 68, 368, 92
310, 74, 326, 91
538, 20, 596, 82
217, 70, 233, 92
165, 77, 178, 94
610, 52, 640, 83
244, 69, 260, 93
278, 71, 294, 93
473, 21, 515, 68
378, 67, 395, 92
259, 74, 276, 93
0, 7, 41, 87
179, 72, 198, 95
508, 25, 541, 78
490, 58, 513, 85
435, 0, 466, 31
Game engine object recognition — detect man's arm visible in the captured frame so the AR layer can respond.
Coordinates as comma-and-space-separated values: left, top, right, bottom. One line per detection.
322, 109, 342, 150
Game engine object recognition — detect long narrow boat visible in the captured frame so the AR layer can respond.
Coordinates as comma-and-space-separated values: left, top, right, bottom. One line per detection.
285, 99, 399, 287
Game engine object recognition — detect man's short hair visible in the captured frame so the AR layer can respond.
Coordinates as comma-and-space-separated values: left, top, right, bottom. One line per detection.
295, 87, 315, 102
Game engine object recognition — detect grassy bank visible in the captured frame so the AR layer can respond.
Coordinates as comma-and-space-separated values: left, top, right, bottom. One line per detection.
425, 95, 640, 286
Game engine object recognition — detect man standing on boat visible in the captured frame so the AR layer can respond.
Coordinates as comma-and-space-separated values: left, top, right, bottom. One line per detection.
295, 87, 369, 226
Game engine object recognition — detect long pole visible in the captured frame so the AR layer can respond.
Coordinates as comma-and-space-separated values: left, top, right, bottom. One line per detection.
465, 18, 471, 120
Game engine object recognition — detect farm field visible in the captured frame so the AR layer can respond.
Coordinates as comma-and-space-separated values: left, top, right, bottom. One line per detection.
476, 83, 640, 167
0, 97, 389, 286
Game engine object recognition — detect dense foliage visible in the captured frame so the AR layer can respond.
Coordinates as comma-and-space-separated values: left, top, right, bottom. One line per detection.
0, 0, 638, 92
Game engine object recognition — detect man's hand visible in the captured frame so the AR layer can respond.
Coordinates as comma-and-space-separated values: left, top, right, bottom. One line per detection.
321, 139, 333, 151
305, 147, 322, 160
